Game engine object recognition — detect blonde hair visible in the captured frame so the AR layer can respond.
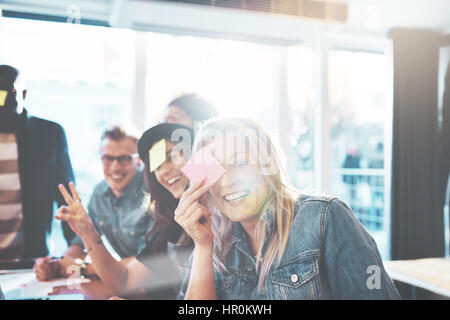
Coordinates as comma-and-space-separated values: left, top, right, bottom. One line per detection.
193, 117, 301, 291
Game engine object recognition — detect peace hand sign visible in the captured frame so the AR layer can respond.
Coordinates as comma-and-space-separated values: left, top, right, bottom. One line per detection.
55, 182, 95, 238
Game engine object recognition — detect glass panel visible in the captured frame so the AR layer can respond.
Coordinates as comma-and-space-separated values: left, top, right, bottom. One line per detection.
146, 33, 277, 134
286, 46, 315, 190
328, 50, 389, 259
0, 18, 134, 255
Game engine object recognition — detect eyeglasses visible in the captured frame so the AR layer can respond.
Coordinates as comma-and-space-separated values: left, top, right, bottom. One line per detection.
101, 153, 139, 165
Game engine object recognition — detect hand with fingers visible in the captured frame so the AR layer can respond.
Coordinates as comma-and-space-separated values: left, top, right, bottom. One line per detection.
33, 257, 60, 281
55, 182, 97, 239
174, 179, 214, 249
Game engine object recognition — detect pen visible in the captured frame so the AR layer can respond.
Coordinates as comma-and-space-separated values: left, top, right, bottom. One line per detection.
46, 257, 63, 263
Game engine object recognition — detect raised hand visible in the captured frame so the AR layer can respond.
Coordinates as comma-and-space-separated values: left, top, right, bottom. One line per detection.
55, 182, 96, 238
174, 179, 214, 248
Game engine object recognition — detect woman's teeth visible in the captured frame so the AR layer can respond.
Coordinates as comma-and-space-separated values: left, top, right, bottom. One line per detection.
168, 176, 181, 185
223, 190, 250, 202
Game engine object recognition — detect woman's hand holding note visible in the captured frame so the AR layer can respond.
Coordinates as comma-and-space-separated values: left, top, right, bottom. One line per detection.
175, 179, 213, 249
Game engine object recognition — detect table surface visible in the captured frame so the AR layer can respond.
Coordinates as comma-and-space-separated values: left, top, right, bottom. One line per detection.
4, 258, 448, 299
0, 269, 122, 300
383, 257, 450, 297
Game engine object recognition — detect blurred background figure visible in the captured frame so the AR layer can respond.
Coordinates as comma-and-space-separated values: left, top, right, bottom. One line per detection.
0, 64, 75, 259
161, 93, 218, 129
342, 144, 362, 203
369, 141, 384, 169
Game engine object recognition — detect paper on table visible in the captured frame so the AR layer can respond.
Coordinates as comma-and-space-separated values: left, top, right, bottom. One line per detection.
19, 278, 57, 298
0, 90, 8, 106
0, 269, 90, 299
149, 139, 166, 172
0, 270, 36, 294
42, 276, 91, 289
181, 147, 226, 187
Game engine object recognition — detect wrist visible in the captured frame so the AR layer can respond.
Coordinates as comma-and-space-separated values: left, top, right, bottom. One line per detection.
82, 234, 102, 254
79, 261, 89, 277
195, 242, 214, 253
81, 228, 101, 245
76, 217, 96, 237
53, 260, 62, 276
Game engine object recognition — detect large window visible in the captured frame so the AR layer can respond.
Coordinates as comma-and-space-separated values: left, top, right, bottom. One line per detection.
0, 17, 392, 260
0, 18, 135, 254
145, 33, 277, 134
286, 46, 315, 190
328, 50, 390, 259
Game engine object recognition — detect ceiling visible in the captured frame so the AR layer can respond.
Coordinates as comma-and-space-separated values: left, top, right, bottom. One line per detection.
0, 0, 449, 40
346, 0, 450, 34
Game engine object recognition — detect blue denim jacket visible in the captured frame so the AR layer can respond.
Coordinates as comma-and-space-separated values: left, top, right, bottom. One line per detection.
179, 194, 401, 300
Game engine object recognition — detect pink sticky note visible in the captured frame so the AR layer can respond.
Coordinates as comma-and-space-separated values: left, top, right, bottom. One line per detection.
181, 147, 226, 186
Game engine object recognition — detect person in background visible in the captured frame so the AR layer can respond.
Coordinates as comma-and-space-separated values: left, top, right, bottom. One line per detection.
342, 145, 362, 203
0, 65, 75, 260
33, 124, 151, 281
175, 117, 401, 299
368, 141, 384, 169
161, 93, 218, 129
55, 123, 195, 299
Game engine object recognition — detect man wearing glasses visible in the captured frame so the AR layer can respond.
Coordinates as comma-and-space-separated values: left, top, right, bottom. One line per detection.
33, 125, 151, 281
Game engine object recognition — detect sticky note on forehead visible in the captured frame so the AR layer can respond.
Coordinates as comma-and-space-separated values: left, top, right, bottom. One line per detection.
149, 139, 166, 172
181, 147, 226, 186
0, 90, 8, 107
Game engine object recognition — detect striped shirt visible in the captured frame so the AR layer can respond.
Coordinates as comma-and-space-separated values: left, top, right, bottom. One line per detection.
0, 133, 24, 259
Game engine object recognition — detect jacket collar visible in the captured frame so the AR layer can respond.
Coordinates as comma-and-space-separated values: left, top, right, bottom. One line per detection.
231, 197, 302, 246
231, 198, 275, 246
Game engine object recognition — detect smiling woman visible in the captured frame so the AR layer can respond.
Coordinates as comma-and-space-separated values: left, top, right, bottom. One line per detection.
153, 140, 189, 200
134, 122, 196, 297
175, 117, 401, 300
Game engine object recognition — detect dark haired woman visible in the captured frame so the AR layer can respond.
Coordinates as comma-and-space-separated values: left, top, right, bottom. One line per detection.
162, 93, 218, 128
56, 123, 194, 299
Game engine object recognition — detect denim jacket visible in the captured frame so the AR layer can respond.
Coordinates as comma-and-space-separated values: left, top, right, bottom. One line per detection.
179, 194, 401, 300
71, 170, 151, 258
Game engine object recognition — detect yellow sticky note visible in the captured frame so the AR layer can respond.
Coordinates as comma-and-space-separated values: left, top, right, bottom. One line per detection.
0, 90, 8, 107
149, 139, 166, 172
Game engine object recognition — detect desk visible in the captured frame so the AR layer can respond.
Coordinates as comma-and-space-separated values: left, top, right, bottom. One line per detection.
0, 269, 115, 300
384, 257, 450, 298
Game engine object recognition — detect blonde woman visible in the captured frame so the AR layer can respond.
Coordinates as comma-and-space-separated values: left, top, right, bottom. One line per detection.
174, 117, 400, 300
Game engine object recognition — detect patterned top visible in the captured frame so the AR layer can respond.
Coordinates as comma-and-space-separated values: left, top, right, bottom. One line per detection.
0, 133, 24, 259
